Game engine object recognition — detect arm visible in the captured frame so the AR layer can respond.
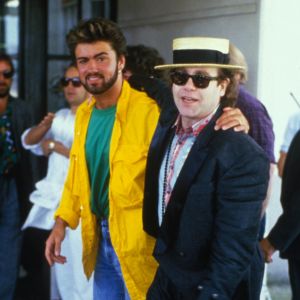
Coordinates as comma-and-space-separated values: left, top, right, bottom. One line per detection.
199, 144, 269, 299
45, 217, 68, 265
24, 112, 55, 145
277, 151, 287, 178
261, 131, 300, 262
40, 139, 70, 158
214, 107, 249, 133
261, 163, 276, 217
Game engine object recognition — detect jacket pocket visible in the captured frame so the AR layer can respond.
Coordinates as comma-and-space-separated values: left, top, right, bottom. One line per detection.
110, 145, 148, 208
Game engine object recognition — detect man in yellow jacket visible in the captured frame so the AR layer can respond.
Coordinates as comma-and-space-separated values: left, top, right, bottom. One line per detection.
45, 18, 249, 300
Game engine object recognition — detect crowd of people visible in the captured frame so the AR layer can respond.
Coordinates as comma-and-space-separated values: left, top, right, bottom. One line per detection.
0, 16, 299, 300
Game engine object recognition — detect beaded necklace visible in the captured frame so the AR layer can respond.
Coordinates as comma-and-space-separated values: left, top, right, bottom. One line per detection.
160, 112, 215, 220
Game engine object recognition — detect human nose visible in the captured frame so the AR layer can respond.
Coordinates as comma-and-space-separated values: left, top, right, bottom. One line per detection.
86, 59, 99, 72
184, 76, 196, 89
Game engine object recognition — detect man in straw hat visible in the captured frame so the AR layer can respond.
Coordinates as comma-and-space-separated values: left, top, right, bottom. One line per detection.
143, 37, 270, 300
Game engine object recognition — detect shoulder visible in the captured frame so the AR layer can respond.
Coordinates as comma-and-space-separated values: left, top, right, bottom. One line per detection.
10, 96, 31, 119
126, 82, 160, 115
287, 112, 300, 126
55, 108, 70, 116
210, 129, 268, 162
10, 96, 28, 109
236, 87, 268, 112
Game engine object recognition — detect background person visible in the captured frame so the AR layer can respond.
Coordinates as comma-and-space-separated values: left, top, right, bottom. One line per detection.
277, 111, 300, 177
22, 64, 92, 300
260, 129, 300, 300
0, 53, 34, 300
229, 42, 275, 240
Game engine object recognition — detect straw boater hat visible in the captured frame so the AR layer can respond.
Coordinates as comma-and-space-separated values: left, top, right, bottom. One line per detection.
155, 37, 244, 70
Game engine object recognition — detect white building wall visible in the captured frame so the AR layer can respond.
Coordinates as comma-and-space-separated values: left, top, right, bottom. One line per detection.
119, 0, 260, 94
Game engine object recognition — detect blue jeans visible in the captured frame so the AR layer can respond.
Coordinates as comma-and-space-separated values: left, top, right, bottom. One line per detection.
94, 219, 130, 300
0, 177, 22, 300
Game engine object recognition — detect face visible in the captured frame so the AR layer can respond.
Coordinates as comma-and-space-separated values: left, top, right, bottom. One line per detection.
172, 67, 228, 128
0, 60, 13, 98
63, 66, 88, 107
75, 41, 124, 96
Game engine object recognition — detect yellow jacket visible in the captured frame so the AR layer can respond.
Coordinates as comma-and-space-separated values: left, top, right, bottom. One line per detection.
55, 81, 160, 299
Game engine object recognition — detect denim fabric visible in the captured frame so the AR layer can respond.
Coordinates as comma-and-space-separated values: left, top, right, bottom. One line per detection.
94, 220, 130, 300
0, 177, 22, 300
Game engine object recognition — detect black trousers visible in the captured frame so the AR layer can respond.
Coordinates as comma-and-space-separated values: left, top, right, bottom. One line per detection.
288, 258, 300, 300
15, 228, 50, 300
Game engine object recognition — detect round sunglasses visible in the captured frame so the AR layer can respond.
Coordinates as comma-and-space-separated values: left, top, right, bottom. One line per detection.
170, 71, 219, 89
60, 77, 82, 88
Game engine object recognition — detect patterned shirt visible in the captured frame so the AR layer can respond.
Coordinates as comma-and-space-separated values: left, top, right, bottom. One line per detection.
0, 101, 18, 176
158, 107, 218, 225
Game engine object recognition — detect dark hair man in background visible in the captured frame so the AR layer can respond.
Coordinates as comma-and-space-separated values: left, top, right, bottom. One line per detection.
0, 53, 33, 300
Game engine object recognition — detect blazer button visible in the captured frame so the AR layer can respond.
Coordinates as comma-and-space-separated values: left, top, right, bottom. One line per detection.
197, 285, 203, 291
178, 251, 185, 257
211, 293, 219, 299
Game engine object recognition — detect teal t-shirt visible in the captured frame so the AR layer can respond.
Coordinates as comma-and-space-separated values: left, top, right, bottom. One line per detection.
85, 105, 116, 219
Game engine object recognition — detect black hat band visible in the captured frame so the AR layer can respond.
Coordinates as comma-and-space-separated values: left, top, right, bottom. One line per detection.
173, 49, 229, 65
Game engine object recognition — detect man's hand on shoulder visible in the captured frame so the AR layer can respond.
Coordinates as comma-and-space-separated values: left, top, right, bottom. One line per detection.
215, 107, 249, 133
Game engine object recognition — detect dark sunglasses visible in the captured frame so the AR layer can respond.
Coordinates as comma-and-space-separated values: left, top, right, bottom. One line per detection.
60, 77, 82, 87
170, 71, 219, 89
0, 70, 14, 79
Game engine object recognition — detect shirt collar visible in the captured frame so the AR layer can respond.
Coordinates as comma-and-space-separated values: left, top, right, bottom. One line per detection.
173, 104, 219, 137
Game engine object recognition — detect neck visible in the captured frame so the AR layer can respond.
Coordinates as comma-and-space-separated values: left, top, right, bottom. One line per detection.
0, 96, 9, 114
94, 77, 123, 109
70, 104, 79, 114
181, 118, 199, 130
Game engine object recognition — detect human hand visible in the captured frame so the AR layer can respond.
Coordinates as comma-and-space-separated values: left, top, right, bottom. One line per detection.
214, 107, 249, 133
45, 217, 67, 266
260, 238, 276, 263
39, 112, 55, 129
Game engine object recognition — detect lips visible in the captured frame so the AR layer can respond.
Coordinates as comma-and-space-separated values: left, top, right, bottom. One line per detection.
181, 96, 198, 103
86, 74, 104, 84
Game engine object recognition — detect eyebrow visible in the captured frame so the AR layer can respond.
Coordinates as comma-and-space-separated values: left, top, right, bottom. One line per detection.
76, 51, 109, 61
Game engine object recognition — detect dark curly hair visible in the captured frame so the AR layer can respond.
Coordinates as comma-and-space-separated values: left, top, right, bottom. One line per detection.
125, 44, 167, 80
66, 18, 127, 61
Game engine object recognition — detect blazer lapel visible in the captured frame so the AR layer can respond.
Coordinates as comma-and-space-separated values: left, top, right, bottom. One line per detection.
143, 116, 176, 237
160, 107, 223, 244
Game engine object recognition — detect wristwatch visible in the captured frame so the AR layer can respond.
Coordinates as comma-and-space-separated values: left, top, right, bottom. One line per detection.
48, 141, 55, 151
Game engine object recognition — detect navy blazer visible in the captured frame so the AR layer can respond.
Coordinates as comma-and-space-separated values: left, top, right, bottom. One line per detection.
268, 130, 300, 258
143, 106, 269, 300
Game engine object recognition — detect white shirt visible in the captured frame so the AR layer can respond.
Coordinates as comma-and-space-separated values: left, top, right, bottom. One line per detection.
21, 108, 75, 229
281, 112, 300, 153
